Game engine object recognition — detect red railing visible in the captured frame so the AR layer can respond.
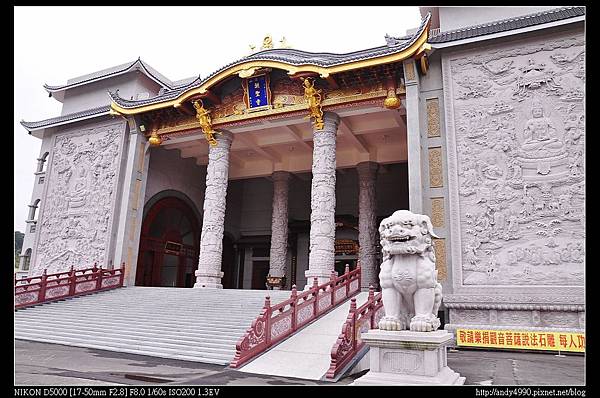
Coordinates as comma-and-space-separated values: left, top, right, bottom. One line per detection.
326, 285, 385, 379
14, 263, 125, 310
230, 265, 362, 368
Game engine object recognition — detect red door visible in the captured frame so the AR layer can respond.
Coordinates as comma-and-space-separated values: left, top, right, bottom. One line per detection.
136, 197, 200, 287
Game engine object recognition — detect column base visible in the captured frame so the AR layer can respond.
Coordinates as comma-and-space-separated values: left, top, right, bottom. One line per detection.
266, 275, 286, 290
194, 271, 224, 289
351, 329, 465, 386
304, 270, 335, 287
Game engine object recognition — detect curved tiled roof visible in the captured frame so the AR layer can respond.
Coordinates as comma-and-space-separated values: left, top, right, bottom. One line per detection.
428, 6, 584, 43
44, 58, 186, 93
20, 105, 111, 131
110, 13, 431, 110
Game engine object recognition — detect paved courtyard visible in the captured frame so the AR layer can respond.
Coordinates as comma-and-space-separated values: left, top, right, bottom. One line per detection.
14, 340, 585, 386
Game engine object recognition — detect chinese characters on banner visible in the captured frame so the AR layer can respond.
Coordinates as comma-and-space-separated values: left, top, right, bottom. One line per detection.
456, 329, 585, 353
246, 75, 269, 109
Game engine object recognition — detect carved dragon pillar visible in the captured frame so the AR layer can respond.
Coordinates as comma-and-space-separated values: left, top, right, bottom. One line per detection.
357, 161, 379, 289
194, 130, 234, 289
305, 111, 340, 286
267, 171, 291, 290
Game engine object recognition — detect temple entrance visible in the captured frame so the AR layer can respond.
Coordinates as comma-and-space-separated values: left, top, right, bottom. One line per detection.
136, 197, 200, 287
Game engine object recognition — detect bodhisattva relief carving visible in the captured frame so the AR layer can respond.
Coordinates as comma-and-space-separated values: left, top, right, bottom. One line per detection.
33, 123, 125, 275
449, 36, 585, 287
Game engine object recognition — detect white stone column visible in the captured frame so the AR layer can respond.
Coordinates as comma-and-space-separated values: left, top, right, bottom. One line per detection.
194, 130, 234, 289
267, 171, 291, 289
357, 161, 379, 289
306, 111, 340, 286
403, 59, 424, 213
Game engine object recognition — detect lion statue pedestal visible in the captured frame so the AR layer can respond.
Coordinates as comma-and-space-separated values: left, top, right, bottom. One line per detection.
352, 210, 465, 385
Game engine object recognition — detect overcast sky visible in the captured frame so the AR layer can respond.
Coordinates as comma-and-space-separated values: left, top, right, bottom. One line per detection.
14, 6, 422, 232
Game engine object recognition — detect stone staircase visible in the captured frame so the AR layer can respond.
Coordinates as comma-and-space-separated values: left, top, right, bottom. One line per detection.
14, 287, 290, 365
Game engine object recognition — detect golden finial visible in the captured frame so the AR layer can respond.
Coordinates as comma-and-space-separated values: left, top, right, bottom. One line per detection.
303, 77, 324, 130
279, 36, 291, 49
384, 89, 401, 109
261, 35, 274, 50
148, 130, 162, 146
192, 100, 218, 147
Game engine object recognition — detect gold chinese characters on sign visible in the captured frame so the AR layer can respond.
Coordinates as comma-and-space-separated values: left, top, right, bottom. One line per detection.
303, 77, 324, 130
192, 100, 218, 147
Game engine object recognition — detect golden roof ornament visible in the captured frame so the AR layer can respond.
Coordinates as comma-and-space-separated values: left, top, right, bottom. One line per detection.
261, 35, 274, 50
192, 100, 218, 147
148, 129, 162, 146
303, 77, 324, 130
384, 89, 401, 109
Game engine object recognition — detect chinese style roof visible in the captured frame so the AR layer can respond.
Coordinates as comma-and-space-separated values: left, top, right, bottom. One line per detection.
20, 105, 112, 132
108, 12, 431, 114
43, 58, 194, 101
429, 6, 584, 43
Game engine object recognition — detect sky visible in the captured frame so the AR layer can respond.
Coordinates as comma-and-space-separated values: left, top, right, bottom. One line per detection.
14, 6, 422, 232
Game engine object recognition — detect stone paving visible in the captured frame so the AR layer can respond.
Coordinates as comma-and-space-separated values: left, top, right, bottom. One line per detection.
14, 340, 585, 386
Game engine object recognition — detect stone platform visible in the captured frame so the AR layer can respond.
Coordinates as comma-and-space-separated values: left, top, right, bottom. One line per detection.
352, 329, 465, 385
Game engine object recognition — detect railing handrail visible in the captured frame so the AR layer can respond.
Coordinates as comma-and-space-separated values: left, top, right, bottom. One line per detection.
326, 285, 384, 379
15, 263, 126, 310
230, 264, 362, 369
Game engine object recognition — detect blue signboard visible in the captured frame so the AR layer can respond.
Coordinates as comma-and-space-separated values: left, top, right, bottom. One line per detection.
245, 74, 270, 110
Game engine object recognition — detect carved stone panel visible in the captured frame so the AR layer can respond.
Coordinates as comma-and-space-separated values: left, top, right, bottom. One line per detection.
427, 98, 441, 138
32, 122, 125, 275
444, 33, 585, 288
430, 198, 445, 228
429, 147, 444, 188
432, 238, 447, 281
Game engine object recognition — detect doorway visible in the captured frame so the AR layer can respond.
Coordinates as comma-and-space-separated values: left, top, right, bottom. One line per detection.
135, 197, 200, 287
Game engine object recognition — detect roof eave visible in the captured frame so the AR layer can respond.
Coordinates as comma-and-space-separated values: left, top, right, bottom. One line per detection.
110, 13, 431, 116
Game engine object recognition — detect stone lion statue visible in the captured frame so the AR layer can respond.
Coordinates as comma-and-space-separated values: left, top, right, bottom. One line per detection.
378, 210, 443, 332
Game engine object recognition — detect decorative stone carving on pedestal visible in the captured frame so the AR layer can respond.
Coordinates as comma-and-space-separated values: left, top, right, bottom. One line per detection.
306, 112, 339, 286
268, 171, 291, 290
194, 130, 233, 289
357, 161, 379, 289
352, 210, 465, 385
32, 121, 126, 275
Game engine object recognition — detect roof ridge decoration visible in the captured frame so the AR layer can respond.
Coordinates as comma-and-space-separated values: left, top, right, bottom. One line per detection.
110, 12, 432, 115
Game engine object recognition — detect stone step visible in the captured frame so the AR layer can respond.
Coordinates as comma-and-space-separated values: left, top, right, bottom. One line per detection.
13, 287, 285, 365
14, 330, 236, 356
13, 335, 232, 365
12, 322, 241, 346
14, 317, 249, 336
15, 310, 257, 327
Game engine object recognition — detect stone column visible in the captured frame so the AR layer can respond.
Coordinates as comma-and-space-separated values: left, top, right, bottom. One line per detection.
267, 171, 291, 290
306, 112, 340, 286
403, 59, 424, 213
194, 130, 234, 289
357, 161, 379, 289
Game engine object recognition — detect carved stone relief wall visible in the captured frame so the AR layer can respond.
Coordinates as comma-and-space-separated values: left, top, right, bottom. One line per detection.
32, 121, 126, 275
446, 34, 585, 288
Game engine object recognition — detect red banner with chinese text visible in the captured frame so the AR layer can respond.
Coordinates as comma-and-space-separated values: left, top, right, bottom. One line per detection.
456, 329, 585, 353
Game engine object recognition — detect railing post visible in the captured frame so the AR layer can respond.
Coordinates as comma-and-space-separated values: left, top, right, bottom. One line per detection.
291, 285, 298, 331
119, 262, 126, 286
68, 265, 76, 296
330, 270, 336, 304
368, 284, 375, 329
312, 277, 319, 315
264, 296, 272, 346
350, 298, 358, 352
345, 263, 350, 296
96, 264, 103, 290
39, 269, 48, 302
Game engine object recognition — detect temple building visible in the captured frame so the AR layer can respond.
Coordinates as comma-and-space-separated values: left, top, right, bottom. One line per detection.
19, 6, 585, 337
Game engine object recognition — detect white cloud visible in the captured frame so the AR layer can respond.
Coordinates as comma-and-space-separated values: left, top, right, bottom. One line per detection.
14, 6, 422, 232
